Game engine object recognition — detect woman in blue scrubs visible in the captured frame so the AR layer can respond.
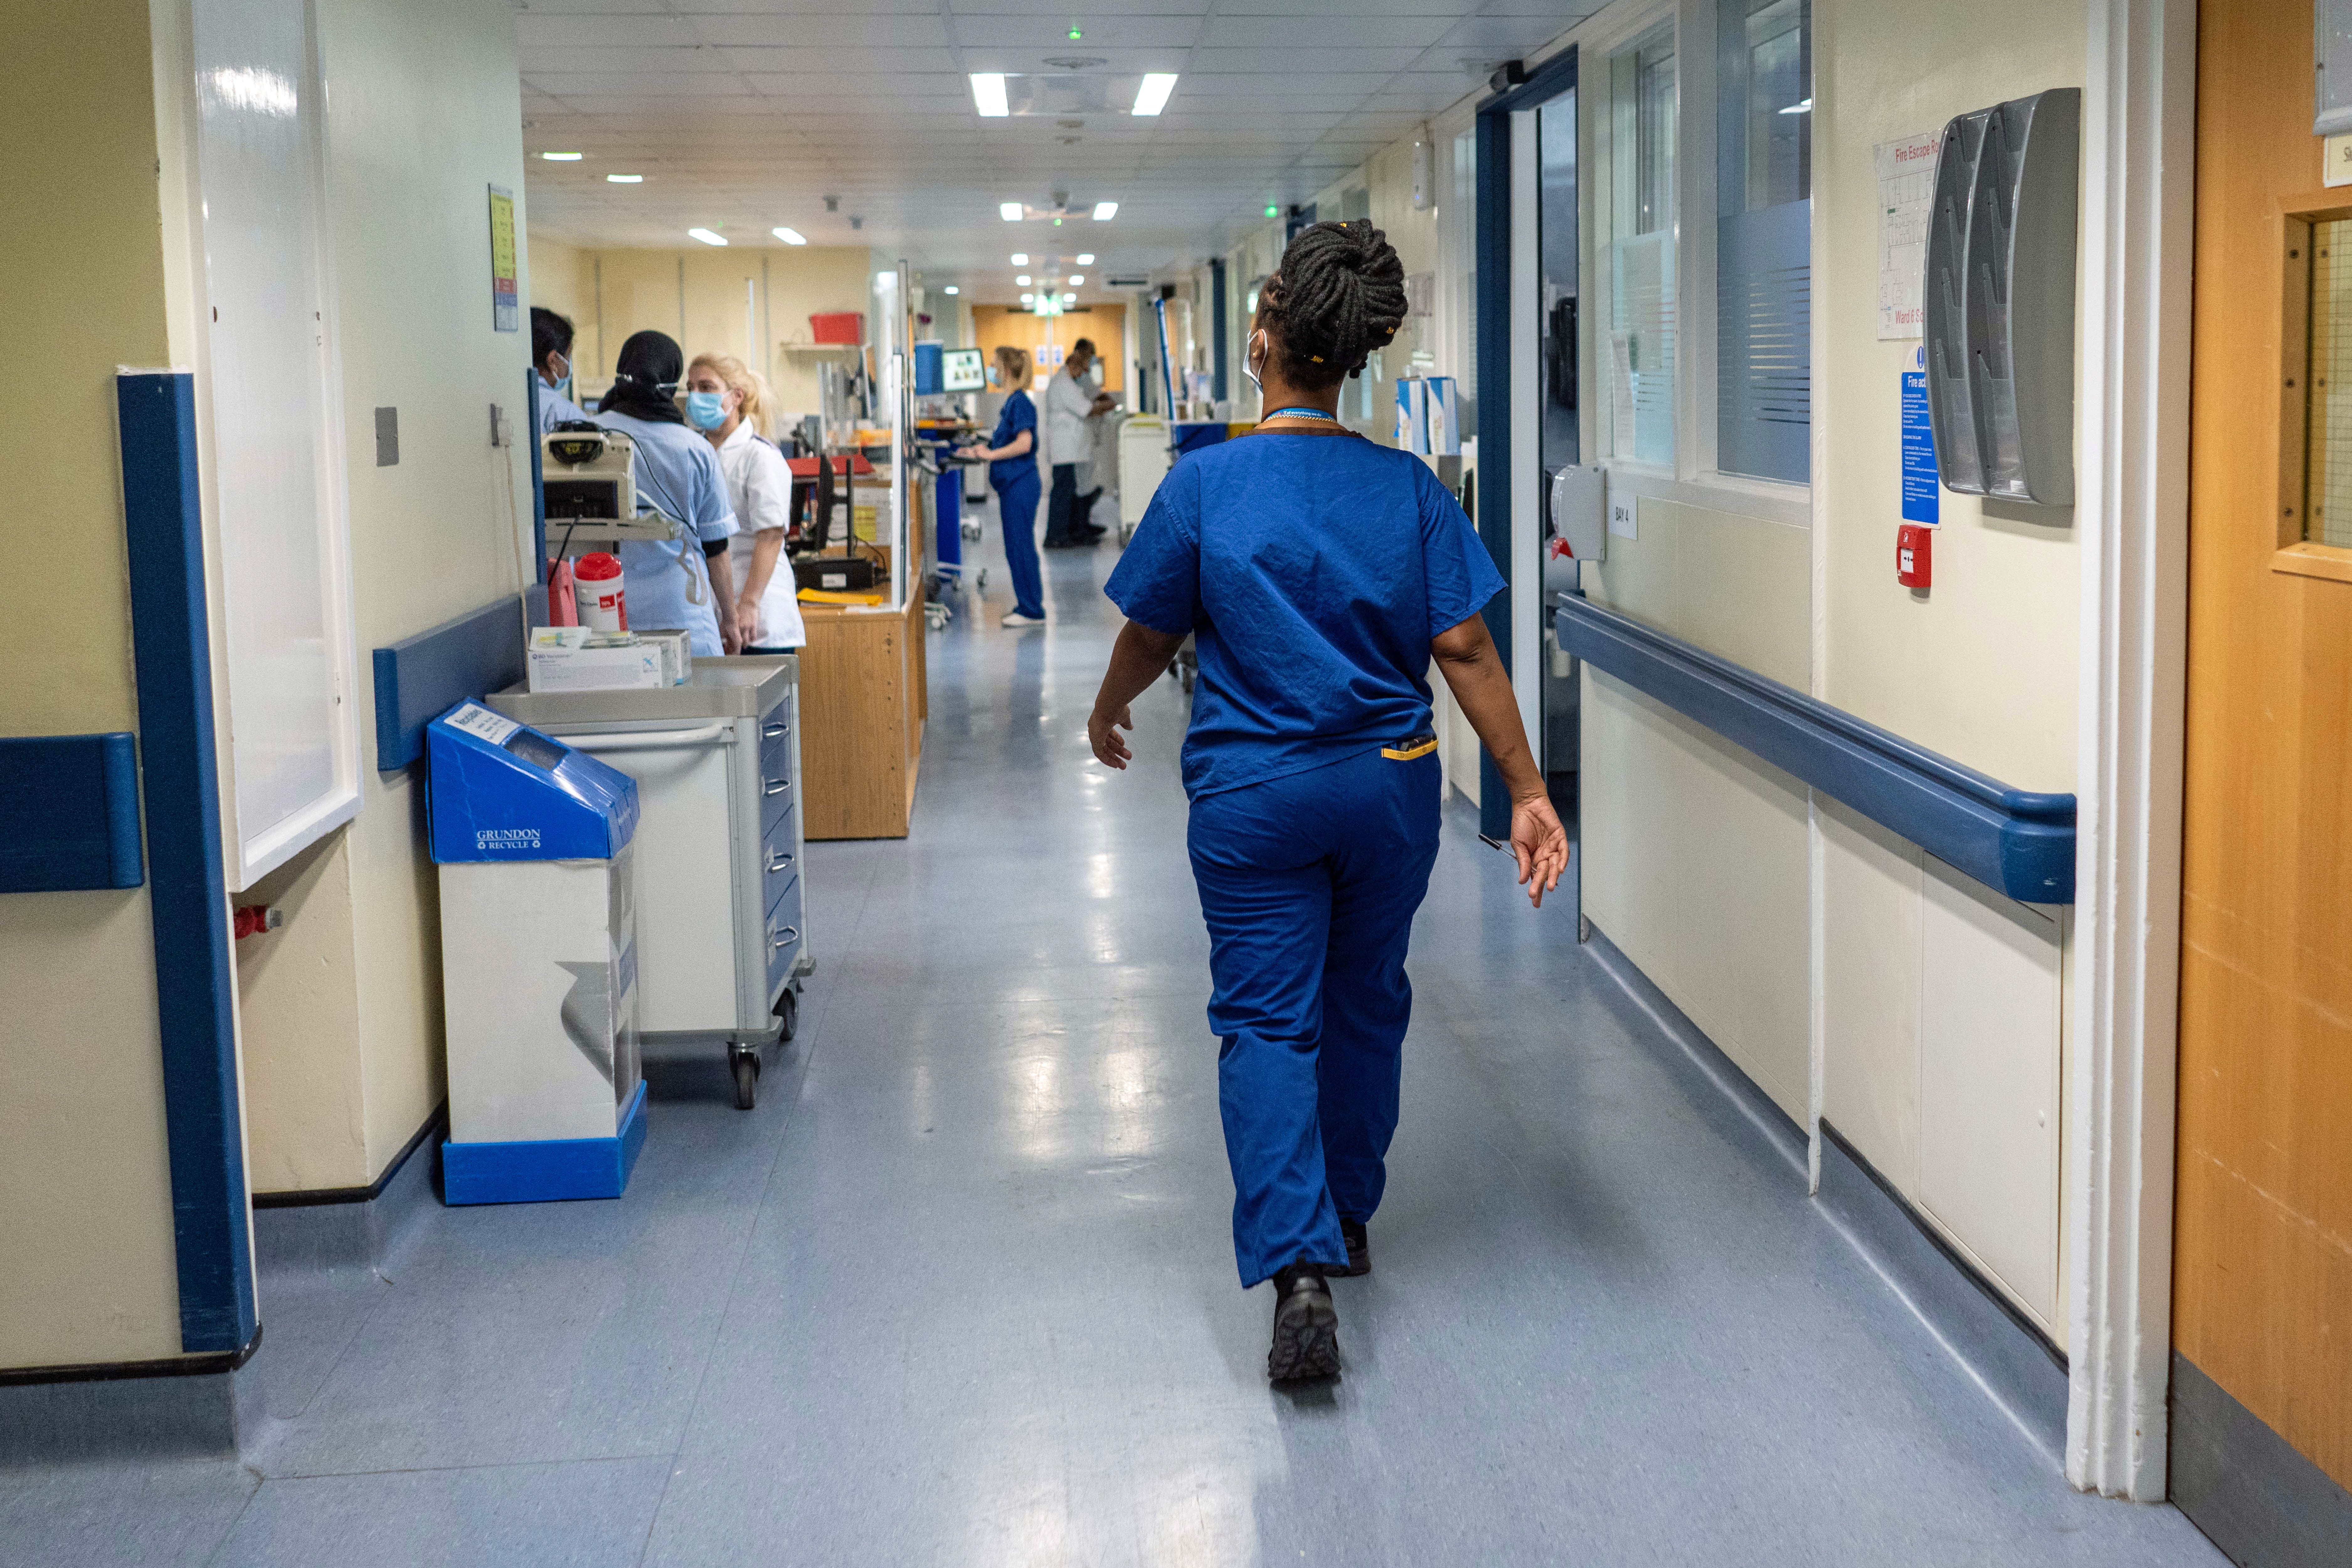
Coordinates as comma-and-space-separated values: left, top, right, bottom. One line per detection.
591, 331, 740, 656
957, 346, 1046, 628
1090, 221, 1570, 1381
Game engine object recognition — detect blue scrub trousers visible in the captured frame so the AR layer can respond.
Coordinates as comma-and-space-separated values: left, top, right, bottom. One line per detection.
994, 466, 1044, 617
1188, 744, 1442, 1287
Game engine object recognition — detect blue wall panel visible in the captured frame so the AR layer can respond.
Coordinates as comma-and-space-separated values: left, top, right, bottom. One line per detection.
0, 734, 144, 892
116, 372, 257, 1355
372, 597, 527, 771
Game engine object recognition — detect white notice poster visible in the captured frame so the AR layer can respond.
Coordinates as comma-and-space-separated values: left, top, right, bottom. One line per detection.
1876, 132, 1941, 339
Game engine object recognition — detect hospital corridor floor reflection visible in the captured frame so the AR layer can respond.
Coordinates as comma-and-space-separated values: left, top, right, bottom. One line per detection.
0, 523, 2222, 1567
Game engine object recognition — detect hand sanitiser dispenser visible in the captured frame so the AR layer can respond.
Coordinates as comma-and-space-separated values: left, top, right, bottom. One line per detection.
1923, 88, 2080, 507
427, 701, 647, 1204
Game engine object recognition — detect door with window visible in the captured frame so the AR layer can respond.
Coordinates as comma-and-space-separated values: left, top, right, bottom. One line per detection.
1536, 83, 1581, 813
2175, 0, 2352, 1537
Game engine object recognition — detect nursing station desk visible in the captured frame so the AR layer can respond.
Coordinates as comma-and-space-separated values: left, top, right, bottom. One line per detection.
794, 511, 929, 842
488, 657, 806, 1110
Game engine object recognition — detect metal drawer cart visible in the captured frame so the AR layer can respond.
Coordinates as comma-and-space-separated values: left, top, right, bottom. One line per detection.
489, 656, 809, 1108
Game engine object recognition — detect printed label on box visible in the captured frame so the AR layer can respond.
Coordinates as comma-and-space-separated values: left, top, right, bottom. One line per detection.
445, 703, 521, 747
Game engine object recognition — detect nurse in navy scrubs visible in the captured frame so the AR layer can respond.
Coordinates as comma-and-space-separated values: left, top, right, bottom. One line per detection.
1089, 221, 1570, 1382
956, 346, 1046, 628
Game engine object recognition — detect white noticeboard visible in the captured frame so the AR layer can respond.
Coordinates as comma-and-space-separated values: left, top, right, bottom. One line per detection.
1876, 132, 1941, 340
191, 0, 363, 889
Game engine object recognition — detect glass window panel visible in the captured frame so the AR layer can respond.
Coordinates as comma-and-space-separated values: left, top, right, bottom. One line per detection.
1609, 23, 1677, 466
1716, 0, 1811, 482
1539, 89, 1579, 474
2308, 220, 2352, 548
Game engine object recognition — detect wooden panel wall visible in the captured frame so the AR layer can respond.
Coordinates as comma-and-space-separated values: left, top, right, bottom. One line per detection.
2176, 0, 2352, 1490
970, 304, 1127, 391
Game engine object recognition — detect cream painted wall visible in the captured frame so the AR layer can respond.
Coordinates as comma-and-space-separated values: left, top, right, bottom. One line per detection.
1807, 0, 2085, 1338
1583, 675, 1814, 1119
236, 0, 536, 1191
529, 232, 588, 338
0, 0, 190, 1369
1815, 0, 2084, 793
1579, 495, 1814, 1122
530, 242, 877, 422
1583, 497, 1811, 686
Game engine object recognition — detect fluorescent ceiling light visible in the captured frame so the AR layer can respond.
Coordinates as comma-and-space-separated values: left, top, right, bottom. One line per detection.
1132, 73, 1178, 116
772, 226, 806, 244
689, 227, 727, 246
971, 72, 1009, 117
1011, 252, 1029, 265
1092, 201, 1117, 221
1076, 253, 1094, 265
607, 173, 643, 183
944, 285, 959, 295
1000, 201, 1024, 221
876, 270, 897, 287
1068, 274, 1083, 284
1779, 97, 1812, 115
1021, 292, 1035, 303
1061, 291, 1077, 304
1016, 274, 1032, 285
540, 151, 582, 161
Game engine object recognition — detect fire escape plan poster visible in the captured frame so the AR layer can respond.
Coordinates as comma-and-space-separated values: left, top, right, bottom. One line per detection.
1877, 132, 1940, 339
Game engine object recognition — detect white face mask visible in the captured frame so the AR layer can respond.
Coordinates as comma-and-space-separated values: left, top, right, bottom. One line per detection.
1243, 328, 1267, 397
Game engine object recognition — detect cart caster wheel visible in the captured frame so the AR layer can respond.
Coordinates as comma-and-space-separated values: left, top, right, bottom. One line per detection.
774, 989, 800, 1043
732, 1053, 760, 1110
1179, 667, 1196, 695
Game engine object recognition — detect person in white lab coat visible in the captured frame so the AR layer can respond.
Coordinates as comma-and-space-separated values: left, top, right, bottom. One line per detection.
1041, 337, 1115, 548
686, 352, 806, 654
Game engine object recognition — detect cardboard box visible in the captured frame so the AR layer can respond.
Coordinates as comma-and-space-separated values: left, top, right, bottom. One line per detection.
633, 629, 691, 685
1396, 377, 1430, 455
1425, 376, 1460, 455
527, 628, 664, 693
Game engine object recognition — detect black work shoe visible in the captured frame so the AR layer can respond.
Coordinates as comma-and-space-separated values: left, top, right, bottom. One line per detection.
1323, 1218, 1370, 1278
1266, 1262, 1340, 1381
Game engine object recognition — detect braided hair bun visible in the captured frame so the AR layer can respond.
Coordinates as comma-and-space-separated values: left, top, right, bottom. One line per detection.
1259, 220, 1407, 388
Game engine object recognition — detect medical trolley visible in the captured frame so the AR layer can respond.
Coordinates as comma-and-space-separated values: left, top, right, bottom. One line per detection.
488, 656, 809, 1109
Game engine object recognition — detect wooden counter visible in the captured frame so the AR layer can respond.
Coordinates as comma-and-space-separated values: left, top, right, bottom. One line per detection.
795, 548, 928, 840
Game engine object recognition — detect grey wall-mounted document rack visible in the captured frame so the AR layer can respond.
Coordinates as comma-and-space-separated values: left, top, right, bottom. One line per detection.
1924, 88, 2080, 507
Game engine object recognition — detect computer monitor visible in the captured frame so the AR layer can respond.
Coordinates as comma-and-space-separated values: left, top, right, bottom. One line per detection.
942, 347, 985, 393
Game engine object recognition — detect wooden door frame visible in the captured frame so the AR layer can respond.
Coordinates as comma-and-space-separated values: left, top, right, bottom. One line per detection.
2065, 0, 2195, 1503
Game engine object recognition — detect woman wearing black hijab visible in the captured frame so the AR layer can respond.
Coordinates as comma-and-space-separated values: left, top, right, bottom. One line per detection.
589, 330, 742, 654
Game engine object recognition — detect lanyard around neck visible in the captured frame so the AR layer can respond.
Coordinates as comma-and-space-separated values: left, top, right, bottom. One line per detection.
1265, 405, 1338, 421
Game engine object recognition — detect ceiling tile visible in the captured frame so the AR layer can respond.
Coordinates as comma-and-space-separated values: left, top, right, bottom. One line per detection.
686, 13, 951, 46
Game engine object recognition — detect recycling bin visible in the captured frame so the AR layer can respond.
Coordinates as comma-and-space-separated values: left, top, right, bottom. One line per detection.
426, 700, 646, 1205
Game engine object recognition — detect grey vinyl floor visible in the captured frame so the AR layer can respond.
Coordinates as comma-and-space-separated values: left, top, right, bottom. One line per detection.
0, 518, 2224, 1567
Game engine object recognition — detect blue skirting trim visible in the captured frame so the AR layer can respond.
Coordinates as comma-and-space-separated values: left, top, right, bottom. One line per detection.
116, 372, 256, 1353
442, 1082, 648, 1206
1557, 596, 2076, 903
371, 597, 527, 771
0, 732, 144, 891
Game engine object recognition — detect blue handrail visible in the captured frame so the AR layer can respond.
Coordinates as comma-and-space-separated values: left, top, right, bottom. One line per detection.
1555, 597, 2074, 904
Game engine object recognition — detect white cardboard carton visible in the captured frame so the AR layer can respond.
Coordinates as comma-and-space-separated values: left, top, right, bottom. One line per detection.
527, 628, 664, 693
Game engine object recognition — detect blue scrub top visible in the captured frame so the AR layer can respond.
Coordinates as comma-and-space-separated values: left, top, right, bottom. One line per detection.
1105, 433, 1504, 802
535, 379, 586, 436
988, 391, 1037, 488
590, 410, 737, 655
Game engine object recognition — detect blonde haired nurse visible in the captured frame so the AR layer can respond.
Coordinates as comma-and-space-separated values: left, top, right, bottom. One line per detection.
687, 352, 806, 652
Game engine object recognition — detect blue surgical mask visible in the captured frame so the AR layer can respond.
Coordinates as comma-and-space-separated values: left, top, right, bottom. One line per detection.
685, 390, 727, 430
